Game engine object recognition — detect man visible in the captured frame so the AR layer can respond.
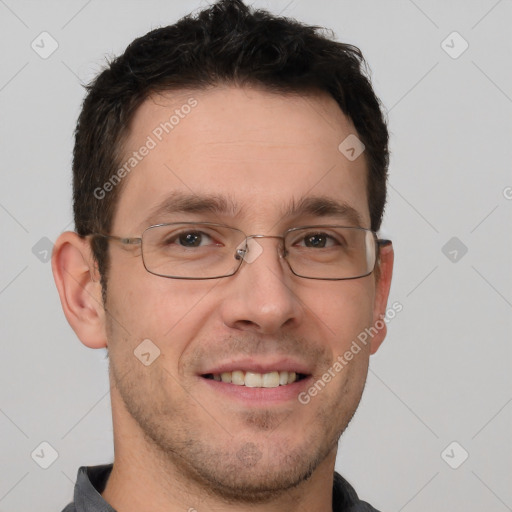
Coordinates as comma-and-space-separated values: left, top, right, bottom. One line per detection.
52, 0, 393, 510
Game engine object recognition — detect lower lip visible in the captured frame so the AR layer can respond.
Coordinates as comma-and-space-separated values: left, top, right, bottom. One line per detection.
199, 376, 312, 405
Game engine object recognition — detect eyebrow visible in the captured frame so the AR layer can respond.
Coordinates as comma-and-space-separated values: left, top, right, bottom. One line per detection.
141, 192, 241, 228
283, 196, 364, 228
140, 192, 364, 229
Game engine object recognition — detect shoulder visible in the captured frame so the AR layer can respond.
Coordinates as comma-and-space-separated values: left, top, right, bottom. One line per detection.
333, 472, 383, 512
59, 464, 114, 512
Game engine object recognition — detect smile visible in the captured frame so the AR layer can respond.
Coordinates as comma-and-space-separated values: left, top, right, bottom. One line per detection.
202, 370, 308, 388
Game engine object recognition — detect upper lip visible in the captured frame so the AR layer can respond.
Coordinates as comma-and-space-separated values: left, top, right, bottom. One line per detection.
200, 358, 312, 376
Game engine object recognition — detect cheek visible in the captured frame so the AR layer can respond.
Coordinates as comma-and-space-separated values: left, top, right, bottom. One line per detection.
303, 280, 375, 352
106, 268, 218, 356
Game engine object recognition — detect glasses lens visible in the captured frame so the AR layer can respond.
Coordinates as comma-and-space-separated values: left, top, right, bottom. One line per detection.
284, 226, 376, 279
141, 223, 246, 279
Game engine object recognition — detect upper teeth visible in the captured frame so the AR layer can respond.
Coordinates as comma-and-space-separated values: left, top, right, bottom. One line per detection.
211, 370, 297, 388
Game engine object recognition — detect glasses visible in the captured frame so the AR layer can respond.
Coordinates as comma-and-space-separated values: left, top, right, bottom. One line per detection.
93, 222, 391, 280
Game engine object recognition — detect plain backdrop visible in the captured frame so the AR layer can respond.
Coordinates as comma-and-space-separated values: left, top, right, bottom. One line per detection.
0, 1, 511, 511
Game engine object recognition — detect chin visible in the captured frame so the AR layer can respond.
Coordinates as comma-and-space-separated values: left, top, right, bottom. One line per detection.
166, 431, 335, 504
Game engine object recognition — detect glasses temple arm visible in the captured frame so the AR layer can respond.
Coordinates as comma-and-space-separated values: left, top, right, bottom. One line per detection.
90, 234, 142, 245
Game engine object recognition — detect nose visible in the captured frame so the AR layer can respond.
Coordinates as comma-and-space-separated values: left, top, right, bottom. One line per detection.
219, 236, 304, 335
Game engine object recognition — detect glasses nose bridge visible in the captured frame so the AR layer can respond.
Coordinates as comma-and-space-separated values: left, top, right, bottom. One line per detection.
247, 234, 286, 251
246, 234, 284, 241
235, 233, 287, 263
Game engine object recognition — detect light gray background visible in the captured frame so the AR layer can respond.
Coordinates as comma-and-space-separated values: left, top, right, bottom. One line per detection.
1, 0, 511, 510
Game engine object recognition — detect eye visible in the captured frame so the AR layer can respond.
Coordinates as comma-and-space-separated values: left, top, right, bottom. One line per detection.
158, 230, 216, 249
299, 232, 338, 249
175, 231, 214, 247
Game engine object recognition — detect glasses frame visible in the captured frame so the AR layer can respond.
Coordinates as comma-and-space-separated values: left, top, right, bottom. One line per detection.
91, 222, 392, 281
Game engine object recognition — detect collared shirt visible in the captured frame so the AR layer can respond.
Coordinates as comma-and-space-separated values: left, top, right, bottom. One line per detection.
61, 464, 381, 512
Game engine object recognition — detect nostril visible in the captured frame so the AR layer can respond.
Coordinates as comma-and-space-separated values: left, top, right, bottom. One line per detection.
237, 319, 256, 328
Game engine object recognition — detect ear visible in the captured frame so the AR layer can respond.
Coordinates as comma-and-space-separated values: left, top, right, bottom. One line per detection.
51, 231, 107, 349
369, 242, 394, 355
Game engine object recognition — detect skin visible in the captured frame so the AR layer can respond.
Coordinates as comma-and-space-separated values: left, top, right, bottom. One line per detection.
52, 85, 393, 512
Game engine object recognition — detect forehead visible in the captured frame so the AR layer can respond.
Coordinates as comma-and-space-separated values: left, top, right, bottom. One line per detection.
112, 85, 369, 232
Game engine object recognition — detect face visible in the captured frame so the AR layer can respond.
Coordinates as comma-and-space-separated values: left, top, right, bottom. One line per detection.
103, 85, 389, 501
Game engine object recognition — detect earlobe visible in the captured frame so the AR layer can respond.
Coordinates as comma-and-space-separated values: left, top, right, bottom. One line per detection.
51, 231, 107, 349
369, 242, 394, 355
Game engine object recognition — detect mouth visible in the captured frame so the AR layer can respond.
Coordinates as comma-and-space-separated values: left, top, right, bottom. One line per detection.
201, 370, 309, 388
198, 358, 313, 404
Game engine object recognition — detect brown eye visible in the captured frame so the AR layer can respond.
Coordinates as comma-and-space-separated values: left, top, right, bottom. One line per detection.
178, 232, 204, 247
304, 233, 328, 248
